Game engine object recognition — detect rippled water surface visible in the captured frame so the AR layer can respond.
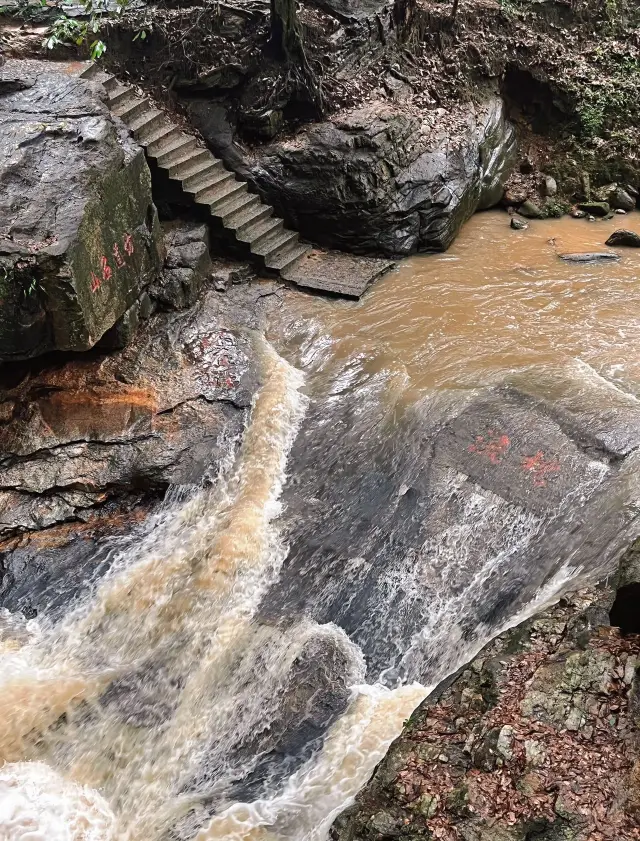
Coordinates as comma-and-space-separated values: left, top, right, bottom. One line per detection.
280, 211, 640, 396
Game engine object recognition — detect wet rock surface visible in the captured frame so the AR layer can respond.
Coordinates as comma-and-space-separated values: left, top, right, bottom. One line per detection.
151, 222, 214, 310
0, 59, 163, 359
606, 230, 640, 248
331, 558, 640, 841
558, 252, 620, 263
0, 274, 282, 616
0, 278, 278, 544
260, 372, 640, 679
240, 97, 516, 256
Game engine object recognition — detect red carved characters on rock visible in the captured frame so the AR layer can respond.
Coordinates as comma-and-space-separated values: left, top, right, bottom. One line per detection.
521, 450, 561, 488
90, 233, 135, 293
468, 429, 511, 464
113, 242, 125, 268
100, 255, 112, 282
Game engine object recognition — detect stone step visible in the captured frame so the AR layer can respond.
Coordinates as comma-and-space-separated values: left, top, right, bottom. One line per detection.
139, 120, 174, 146
266, 241, 312, 273
109, 87, 139, 112
155, 137, 199, 167
207, 181, 248, 212
215, 191, 260, 224
80, 62, 102, 80
183, 165, 229, 195
116, 98, 150, 123
238, 216, 283, 248
197, 175, 243, 206
145, 126, 184, 157
103, 76, 119, 94
251, 227, 298, 259
175, 154, 221, 182
129, 109, 165, 136
231, 202, 273, 233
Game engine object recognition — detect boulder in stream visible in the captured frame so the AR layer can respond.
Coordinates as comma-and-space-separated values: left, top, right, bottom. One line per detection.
516, 199, 544, 219
609, 186, 637, 212
0, 59, 163, 360
576, 201, 611, 218
559, 251, 620, 263
606, 229, 640, 248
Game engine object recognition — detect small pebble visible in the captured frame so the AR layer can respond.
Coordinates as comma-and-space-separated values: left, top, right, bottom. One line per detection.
587, 215, 597, 222
615, 208, 627, 214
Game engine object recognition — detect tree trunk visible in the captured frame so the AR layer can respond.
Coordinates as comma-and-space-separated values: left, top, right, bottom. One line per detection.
268, 0, 323, 111
269, 0, 305, 62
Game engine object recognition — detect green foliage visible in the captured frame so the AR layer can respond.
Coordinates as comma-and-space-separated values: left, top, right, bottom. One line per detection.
11, 0, 49, 22
578, 99, 607, 139
0, 263, 41, 301
499, 0, 519, 18
43, 0, 131, 58
574, 53, 640, 140
543, 200, 571, 219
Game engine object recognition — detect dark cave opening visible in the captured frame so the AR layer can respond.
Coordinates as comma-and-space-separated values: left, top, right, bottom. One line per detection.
610, 583, 640, 636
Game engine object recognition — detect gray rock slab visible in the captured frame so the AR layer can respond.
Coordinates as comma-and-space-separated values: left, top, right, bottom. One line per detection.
282, 249, 394, 297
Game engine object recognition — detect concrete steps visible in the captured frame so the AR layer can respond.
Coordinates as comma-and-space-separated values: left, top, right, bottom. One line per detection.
80, 63, 311, 277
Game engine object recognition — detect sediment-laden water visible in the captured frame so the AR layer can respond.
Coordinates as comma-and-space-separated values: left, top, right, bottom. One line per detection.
2, 212, 640, 840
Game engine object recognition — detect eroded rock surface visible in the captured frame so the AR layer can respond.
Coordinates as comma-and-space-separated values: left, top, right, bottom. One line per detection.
241, 97, 516, 256
331, 565, 640, 841
260, 370, 640, 679
0, 59, 163, 359
0, 280, 278, 540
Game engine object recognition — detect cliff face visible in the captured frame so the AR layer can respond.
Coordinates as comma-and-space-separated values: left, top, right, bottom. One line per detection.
331, 547, 640, 841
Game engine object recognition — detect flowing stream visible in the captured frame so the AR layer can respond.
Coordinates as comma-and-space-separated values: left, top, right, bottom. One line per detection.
2, 211, 640, 840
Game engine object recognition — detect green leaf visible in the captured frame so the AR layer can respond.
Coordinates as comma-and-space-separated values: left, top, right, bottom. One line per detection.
90, 38, 106, 59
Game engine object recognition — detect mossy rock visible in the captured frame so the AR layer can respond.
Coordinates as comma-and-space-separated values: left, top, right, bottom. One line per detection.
0, 62, 163, 360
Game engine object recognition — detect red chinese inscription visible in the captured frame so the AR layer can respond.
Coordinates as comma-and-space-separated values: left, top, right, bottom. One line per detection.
468, 430, 511, 464
113, 243, 125, 268
521, 451, 561, 487
90, 233, 136, 293
100, 255, 112, 282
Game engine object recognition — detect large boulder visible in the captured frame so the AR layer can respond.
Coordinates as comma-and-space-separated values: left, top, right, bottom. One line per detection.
0, 59, 163, 360
239, 97, 516, 256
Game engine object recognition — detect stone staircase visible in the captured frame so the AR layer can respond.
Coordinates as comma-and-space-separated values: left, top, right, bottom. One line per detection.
80, 63, 311, 278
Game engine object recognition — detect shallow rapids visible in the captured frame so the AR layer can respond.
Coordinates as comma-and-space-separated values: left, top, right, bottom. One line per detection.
2, 211, 640, 841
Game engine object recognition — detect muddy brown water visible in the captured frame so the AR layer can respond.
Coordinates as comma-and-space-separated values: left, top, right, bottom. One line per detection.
280, 211, 640, 397
2, 210, 640, 841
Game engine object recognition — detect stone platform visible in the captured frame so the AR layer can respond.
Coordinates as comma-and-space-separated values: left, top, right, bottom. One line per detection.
281, 249, 394, 298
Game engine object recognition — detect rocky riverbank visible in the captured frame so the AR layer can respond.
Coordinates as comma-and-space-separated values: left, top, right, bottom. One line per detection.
6, 0, 640, 256
331, 546, 640, 841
